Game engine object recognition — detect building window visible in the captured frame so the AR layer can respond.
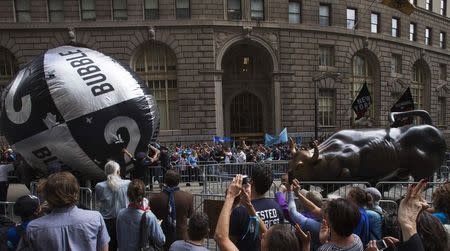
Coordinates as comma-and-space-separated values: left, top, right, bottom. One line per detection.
440, 64, 447, 81
352, 54, 375, 117
80, 0, 96, 20
48, 0, 64, 21
426, 0, 432, 10
289, 0, 301, 23
319, 4, 330, 27
227, 0, 241, 20
371, 12, 379, 33
440, 32, 447, 48
346, 8, 357, 29
133, 43, 179, 130
251, 0, 264, 20
409, 22, 417, 41
14, 0, 31, 22
112, 0, 127, 20
319, 89, 335, 126
441, 0, 447, 15
437, 97, 446, 126
391, 54, 402, 74
0, 48, 18, 91
176, 0, 190, 19
392, 17, 400, 37
144, 0, 158, 19
411, 64, 425, 109
319, 45, 334, 66
425, 27, 432, 45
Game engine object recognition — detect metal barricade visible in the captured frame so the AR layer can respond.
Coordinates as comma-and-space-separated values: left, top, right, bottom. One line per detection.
376, 181, 444, 203
79, 187, 94, 210
0, 201, 16, 221
379, 199, 398, 216
298, 181, 371, 198
30, 181, 38, 196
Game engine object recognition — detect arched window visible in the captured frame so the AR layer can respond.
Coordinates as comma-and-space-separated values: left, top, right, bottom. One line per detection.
133, 43, 178, 130
0, 47, 18, 92
411, 63, 425, 109
352, 53, 375, 118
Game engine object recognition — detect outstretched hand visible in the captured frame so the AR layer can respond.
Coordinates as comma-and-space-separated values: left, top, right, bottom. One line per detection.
295, 223, 311, 251
292, 179, 301, 196
319, 219, 330, 244
226, 175, 243, 199
398, 179, 429, 240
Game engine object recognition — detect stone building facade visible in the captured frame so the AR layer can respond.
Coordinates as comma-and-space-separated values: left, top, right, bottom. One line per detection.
0, 0, 449, 146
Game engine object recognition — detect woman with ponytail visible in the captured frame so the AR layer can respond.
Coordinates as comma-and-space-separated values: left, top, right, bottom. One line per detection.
347, 187, 371, 246
95, 160, 131, 251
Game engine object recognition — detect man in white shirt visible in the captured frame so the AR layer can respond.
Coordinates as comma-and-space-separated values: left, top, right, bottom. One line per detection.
235, 146, 246, 164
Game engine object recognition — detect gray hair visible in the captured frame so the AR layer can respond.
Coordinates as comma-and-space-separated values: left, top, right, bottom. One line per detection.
105, 160, 121, 191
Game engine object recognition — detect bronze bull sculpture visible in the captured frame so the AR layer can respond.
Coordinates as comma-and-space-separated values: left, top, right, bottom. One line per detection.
289, 110, 447, 184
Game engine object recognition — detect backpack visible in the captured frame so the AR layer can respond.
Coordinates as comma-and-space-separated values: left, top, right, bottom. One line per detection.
0, 215, 15, 251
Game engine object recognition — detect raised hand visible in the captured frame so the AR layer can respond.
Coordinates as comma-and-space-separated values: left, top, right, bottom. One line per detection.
226, 175, 243, 199
295, 223, 311, 251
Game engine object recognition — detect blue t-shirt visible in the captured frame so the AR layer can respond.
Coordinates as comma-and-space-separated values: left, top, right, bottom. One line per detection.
230, 198, 285, 251
353, 207, 370, 246
433, 212, 449, 224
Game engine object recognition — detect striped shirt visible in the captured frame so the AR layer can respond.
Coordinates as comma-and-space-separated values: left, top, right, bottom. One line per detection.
317, 234, 363, 251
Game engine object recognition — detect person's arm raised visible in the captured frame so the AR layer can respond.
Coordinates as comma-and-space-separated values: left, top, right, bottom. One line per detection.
240, 185, 268, 236
398, 179, 428, 242
214, 175, 242, 251
292, 179, 322, 218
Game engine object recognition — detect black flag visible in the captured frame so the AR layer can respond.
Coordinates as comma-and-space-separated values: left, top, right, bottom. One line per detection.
390, 87, 415, 127
352, 82, 372, 120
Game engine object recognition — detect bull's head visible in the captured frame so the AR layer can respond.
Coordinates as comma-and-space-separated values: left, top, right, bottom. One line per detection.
288, 137, 319, 179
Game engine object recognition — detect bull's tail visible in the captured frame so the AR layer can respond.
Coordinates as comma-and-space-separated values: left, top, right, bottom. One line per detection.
389, 110, 433, 125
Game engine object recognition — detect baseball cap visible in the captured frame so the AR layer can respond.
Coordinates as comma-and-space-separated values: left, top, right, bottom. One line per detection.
14, 195, 40, 218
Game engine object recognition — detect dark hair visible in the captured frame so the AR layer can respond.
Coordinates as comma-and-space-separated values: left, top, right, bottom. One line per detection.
43, 172, 79, 208
416, 211, 449, 251
188, 212, 209, 241
127, 179, 146, 204
165, 170, 180, 187
267, 224, 300, 251
250, 164, 273, 195
432, 182, 450, 217
348, 187, 373, 208
325, 198, 361, 237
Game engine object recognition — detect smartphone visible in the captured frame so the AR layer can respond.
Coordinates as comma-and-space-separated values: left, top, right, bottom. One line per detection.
242, 175, 249, 185
376, 240, 388, 250
288, 170, 294, 184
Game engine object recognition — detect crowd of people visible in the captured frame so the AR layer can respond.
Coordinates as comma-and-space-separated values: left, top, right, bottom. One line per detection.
1, 158, 449, 251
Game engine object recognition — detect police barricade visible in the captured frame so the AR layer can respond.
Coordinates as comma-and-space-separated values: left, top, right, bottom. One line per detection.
79, 187, 94, 210
296, 181, 372, 198
376, 181, 444, 203
0, 201, 16, 221
30, 181, 38, 196
379, 199, 398, 216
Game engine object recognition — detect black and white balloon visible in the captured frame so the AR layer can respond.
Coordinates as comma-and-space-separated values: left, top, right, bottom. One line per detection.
1, 46, 159, 180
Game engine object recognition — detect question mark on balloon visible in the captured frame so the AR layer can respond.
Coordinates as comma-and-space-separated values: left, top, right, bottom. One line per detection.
104, 116, 141, 164
5, 70, 32, 124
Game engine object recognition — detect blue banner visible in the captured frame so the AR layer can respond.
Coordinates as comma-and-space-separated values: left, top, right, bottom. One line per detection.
265, 128, 288, 146
213, 136, 232, 144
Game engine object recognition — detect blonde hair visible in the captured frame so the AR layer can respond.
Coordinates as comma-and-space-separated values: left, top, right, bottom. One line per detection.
105, 160, 121, 191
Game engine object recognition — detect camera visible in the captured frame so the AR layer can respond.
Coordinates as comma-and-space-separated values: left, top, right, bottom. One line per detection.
376, 240, 387, 250
242, 175, 249, 185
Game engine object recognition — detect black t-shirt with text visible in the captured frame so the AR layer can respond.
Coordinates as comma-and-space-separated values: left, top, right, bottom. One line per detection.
229, 198, 284, 251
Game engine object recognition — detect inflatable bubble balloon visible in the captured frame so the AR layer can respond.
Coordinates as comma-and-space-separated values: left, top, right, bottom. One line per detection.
0, 46, 159, 180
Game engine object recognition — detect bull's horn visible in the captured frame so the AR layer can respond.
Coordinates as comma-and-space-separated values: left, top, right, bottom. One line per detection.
389, 110, 432, 125
309, 144, 319, 162
289, 137, 297, 154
